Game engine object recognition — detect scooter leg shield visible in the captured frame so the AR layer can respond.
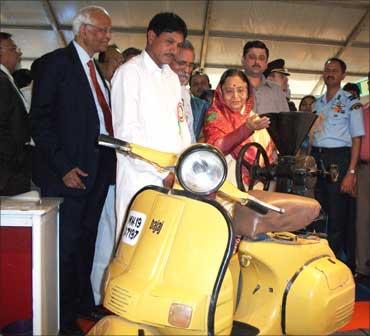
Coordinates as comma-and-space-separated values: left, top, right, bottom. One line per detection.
102, 187, 234, 335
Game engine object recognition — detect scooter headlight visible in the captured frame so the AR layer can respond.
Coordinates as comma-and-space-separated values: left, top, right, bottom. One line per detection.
176, 144, 227, 195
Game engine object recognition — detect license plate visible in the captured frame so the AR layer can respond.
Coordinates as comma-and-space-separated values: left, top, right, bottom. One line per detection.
122, 210, 147, 246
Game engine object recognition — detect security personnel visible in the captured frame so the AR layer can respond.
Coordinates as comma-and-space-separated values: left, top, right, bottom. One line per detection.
264, 58, 297, 111
311, 57, 364, 271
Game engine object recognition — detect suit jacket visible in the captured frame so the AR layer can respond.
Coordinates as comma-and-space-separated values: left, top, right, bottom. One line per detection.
0, 69, 30, 190
190, 96, 209, 140
30, 42, 115, 196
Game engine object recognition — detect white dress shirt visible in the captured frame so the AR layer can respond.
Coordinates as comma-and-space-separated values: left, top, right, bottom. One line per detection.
182, 85, 196, 143
1, 64, 34, 145
73, 40, 110, 135
111, 50, 191, 239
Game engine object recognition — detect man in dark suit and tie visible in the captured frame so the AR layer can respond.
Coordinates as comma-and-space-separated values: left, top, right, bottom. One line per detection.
30, 6, 116, 333
0, 32, 31, 196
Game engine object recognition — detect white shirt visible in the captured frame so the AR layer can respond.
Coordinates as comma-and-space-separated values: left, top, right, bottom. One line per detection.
73, 40, 109, 135
1, 64, 34, 145
111, 50, 191, 239
20, 84, 32, 113
182, 85, 196, 143
0, 64, 28, 110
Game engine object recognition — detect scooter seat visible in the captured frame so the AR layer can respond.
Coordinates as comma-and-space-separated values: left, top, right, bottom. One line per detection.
233, 190, 321, 237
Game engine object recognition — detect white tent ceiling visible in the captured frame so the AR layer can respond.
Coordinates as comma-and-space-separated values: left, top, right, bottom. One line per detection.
1, 0, 369, 105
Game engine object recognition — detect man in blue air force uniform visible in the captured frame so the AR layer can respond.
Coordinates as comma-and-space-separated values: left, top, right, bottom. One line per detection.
311, 57, 364, 271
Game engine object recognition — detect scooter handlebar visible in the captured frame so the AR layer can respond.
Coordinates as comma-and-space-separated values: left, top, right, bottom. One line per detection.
246, 194, 285, 215
98, 135, 178, 169
97, 136, 285, 215
219, 181, 285, 214
98, 134, 130, 151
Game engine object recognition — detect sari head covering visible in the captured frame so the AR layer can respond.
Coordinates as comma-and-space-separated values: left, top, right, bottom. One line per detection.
203, 69, 274, 184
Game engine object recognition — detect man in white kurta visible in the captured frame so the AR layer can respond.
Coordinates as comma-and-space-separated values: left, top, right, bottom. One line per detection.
111, 13, 191, 240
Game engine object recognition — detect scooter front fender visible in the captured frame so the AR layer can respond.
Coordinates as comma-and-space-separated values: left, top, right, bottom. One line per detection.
87, 315, 158, 336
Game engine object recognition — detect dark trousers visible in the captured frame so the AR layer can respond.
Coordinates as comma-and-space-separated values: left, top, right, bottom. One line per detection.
0, 145, 32, 196
311, 147, 356, 271
0, 171, 30, 196
39, 147, 115, 328
356, 162, 370, 275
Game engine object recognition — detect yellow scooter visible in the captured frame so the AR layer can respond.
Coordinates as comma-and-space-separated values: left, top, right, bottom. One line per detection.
88, 135, 354, 336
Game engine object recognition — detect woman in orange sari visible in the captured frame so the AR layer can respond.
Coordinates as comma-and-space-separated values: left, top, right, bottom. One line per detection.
204, 69, 274, 187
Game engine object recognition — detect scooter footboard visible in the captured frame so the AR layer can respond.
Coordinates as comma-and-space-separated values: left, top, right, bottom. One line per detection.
87, 315, 158, 336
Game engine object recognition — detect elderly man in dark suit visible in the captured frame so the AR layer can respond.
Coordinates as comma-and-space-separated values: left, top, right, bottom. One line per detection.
0, 32, 31, 196
30, 6, 116, 333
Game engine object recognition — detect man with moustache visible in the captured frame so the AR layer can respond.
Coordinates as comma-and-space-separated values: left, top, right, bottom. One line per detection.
311, 58, 364, 271
241, 40, 289, 114
112, 12, 191, 241
170, 40, 208, 142
30, 6, 115, 332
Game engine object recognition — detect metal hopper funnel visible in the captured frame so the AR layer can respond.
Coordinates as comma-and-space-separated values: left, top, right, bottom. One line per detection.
261, 112, 317, 156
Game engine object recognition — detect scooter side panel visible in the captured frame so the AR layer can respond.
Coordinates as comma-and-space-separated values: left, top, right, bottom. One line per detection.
234, 235, 353, 335
285, 257, 355, 335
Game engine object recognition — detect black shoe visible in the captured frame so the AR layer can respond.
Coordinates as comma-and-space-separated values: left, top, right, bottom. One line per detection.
90, 305, 111, 321
354, 272, 370, 285
77, 305, 110, 322
59, 321, 84, 336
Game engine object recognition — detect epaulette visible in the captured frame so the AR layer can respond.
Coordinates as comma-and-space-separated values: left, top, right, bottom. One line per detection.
350, 102, 362, 111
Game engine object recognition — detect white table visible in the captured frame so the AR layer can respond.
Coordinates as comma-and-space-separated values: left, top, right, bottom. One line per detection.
0, 198, 62, 335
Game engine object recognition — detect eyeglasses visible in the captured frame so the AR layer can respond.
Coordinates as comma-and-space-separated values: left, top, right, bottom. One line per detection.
175, 59, 195, 69
0, 46, 22, 53
222, 87, 248, 97
85, 23, 112, 35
